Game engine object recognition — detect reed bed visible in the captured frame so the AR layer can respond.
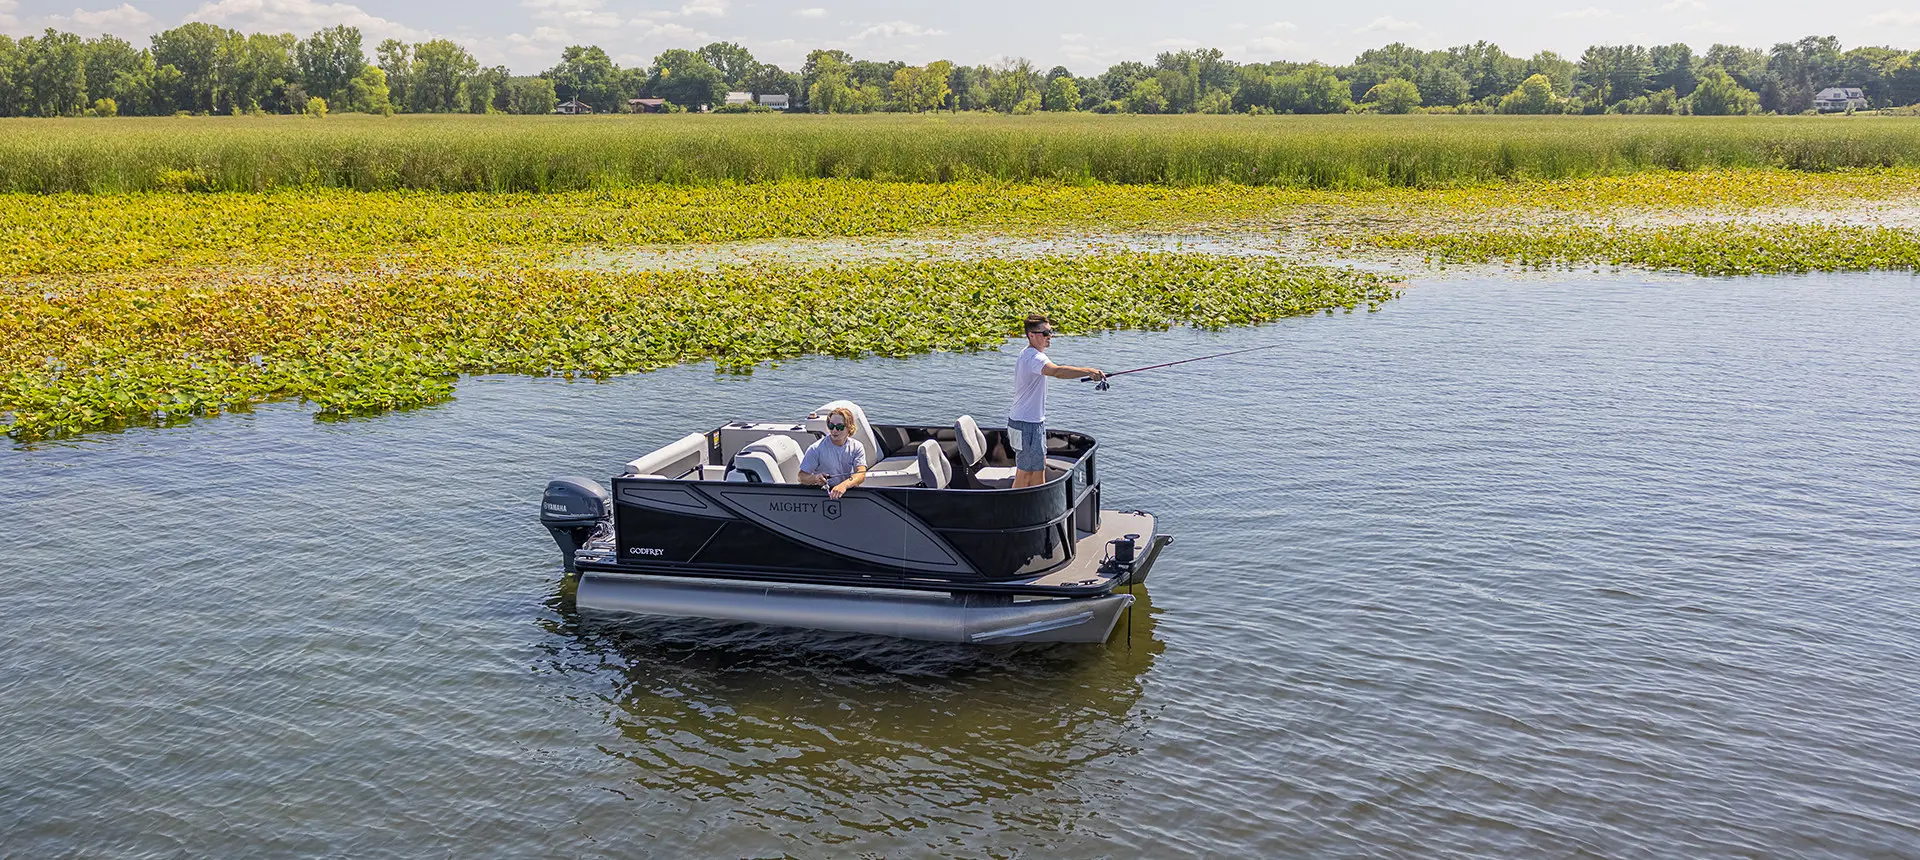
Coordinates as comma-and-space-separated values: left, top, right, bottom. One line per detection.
4, 113, 1920, 193
1335, 223, 1920, 275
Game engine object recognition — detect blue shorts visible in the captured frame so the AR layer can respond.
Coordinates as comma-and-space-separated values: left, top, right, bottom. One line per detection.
1007, 419, 1046, 472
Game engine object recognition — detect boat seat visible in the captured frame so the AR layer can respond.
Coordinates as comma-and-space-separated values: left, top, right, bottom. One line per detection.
725, 451, 785, 483
809, 399, 921, 487
916, 439, 953, 489
954, 415, 1018, 489
624, 432, 708, 478
739, 435, 803, 484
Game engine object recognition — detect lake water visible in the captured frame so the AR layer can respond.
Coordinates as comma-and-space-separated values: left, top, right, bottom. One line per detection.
4, 270, 1918, 858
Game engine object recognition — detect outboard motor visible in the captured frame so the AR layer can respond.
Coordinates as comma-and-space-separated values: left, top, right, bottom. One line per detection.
541, 477, 611, 572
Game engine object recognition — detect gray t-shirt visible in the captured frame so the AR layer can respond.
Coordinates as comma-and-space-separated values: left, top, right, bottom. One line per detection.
800, 436, 867, 485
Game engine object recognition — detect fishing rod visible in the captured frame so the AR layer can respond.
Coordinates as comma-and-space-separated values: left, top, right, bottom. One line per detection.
1080, 343, 1286, 390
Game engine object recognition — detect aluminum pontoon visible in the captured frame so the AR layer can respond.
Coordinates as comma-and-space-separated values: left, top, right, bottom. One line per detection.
540, 400, 1171, 644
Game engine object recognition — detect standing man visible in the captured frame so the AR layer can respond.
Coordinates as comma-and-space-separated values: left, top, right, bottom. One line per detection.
1008, 314, 1105, 489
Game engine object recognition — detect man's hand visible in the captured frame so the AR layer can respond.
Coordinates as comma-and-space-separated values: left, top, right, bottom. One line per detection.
828, 483, 846, 500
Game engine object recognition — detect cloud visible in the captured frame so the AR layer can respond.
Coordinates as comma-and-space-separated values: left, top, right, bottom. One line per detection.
680, 0, 726, 16
1149, 37, 1201, 49
1357, 15, 1419, 33
848, 20, 944, 40
1659, 0, 1706, 10
185, 0, 430, 42
1, 0, 23, 28
793, 7, 824, 17
1866, 9, 1920, 26
1248, 24, 1299, 55
44, 3, 158, 34
1554, 6, 1616, 19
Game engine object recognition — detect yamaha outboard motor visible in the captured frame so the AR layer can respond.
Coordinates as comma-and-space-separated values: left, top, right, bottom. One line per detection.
541, 477, 611, 572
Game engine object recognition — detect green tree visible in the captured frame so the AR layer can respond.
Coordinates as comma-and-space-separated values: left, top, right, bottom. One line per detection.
90, 96, 116, 116
409, 39, 478, 113
1044, 74, 1079, 111
887, 61, 950, 112
1362, 77, 1421, 113
987, 57, 1038, 112
296, 26, 365, 104
1123, 76, 1167, 113
740, 63, 797, 102
345, 65, 393, 114
504, 76, 557, 114
376, 39, 411, 112
697, 41, 757, 88
650, 49, 727, 109
23, 30, 89, 117
151, 22, 230, 114
1889, 53, 1920, 107
1650, 43, 1697, 96
1497, 73, 1561, 113
1687, 66, 1760, 114
546, 45, 619, 111
304, 95, 327, 117
1525, 51, 1576, 98
82, 36, 143, 109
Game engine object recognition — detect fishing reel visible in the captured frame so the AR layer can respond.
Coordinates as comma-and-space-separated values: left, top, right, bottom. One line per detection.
1081, 375, 1111, 391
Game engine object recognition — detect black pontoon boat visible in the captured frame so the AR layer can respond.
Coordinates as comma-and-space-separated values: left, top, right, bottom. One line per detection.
541, 401, 1171, 643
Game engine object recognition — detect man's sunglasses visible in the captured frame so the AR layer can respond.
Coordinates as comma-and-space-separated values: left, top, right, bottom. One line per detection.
1032, 330, 1056, 337
826, 422, 848, 431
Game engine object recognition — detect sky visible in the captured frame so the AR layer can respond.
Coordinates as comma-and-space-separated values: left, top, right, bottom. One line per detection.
4, 0, 1920, 75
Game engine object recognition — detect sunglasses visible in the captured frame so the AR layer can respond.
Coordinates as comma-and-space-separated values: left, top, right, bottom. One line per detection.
826, 422, 848, 431
1033, 330, 1056, 337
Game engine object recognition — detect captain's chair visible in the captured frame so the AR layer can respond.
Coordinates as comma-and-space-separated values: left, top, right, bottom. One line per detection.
807, 400, 923, 488
738, 435, 803, 484
954, 415, 1019, 489
916, 439, 953, 489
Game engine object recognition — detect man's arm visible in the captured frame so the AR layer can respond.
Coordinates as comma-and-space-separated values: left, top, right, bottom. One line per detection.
797, 470, 829, 487
829, 464, 867, 499
1043, 363, 1105, 381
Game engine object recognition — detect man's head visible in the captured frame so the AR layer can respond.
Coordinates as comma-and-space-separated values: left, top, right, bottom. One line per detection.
825, 407, 856, 445
1024, 314, 1056, 349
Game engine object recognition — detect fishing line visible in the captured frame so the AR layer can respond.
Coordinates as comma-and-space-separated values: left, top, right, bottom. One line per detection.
1081, 342, 1287, 390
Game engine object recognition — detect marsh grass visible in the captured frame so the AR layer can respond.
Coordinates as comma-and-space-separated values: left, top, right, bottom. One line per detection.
4, 113, 1920, 193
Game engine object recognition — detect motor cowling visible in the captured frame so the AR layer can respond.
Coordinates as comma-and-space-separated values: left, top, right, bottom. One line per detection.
541, 477, 610, 572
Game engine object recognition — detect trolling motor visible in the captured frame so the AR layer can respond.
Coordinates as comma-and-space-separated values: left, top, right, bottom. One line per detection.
541, 476, 611, 572
1103, 533, 1140, 578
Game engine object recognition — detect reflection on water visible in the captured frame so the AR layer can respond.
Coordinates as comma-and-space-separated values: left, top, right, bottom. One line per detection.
539, 581, 1163, 835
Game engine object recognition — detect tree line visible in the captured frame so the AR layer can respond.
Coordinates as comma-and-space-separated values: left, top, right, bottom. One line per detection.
3, 24, 1918, 118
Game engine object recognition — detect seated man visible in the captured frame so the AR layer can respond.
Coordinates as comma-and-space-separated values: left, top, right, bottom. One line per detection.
798, 406, 868, 499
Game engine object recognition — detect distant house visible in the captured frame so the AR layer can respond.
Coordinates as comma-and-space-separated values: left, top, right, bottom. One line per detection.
757, 94, 790, 110
627, 98, 667, 114
1814, 87, 1869, 112
724, 91, 753, 107
554, 99, 593, 115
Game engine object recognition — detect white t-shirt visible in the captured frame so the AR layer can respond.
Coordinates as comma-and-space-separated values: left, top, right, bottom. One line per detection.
1009, 345, 1052, 423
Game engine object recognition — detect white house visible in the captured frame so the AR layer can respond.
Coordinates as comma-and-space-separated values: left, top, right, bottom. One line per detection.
725, 91, 753, 107
757, 94, 790, 110
554, 99, 593, 115
1814, 87, 1869, 112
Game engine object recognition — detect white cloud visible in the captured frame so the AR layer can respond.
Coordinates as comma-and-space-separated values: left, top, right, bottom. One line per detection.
1659, 0, 1706, 10
848, 20, 944, 40
1149, 37, 1201, 49
1554, 7, 1616, 19
185, 0, 430, 42
1357, 15, 1420, 33
1866, 9, 1920, 26
1679, 18, 1735, 34
793, 7, 824, 17
1, 0, 23, 28
680, 0, 726, 16
44, 3, 157, 35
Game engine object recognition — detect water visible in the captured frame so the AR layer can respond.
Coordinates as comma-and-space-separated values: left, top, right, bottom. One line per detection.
4, 271, 1919, 858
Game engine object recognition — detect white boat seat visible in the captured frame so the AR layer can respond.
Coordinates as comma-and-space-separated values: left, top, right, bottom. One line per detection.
954, 415, 1017, 488
625, 432, 708, 478
810, 399, 921, 487
725, 450, 785, 483
739, 435, 803, 484
916, 439, 953, 489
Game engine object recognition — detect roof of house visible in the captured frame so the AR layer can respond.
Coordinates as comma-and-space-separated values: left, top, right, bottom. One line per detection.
1815, 87, 1865, 99
725, 91, 752, 102
628, 98, 666, 105
758, 93, 790, 104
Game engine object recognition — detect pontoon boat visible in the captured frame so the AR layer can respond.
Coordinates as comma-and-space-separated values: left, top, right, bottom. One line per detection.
540, 401, 1171, 643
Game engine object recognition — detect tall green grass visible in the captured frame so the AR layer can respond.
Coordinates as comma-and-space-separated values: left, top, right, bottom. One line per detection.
3, 113, 1919, 193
